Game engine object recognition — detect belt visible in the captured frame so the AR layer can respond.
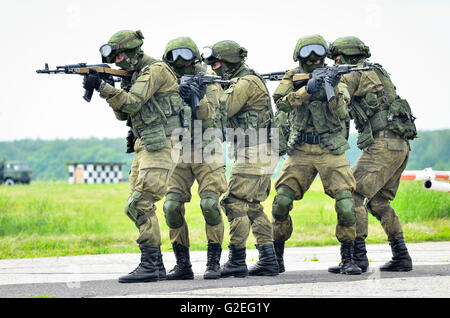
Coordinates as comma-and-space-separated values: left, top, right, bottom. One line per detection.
373, 129, 402, 139
297, 132, 321, 144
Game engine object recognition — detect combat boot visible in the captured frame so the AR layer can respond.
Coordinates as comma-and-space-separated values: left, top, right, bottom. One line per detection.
166, 243, 194, 280
273, 240, 286, 273
118, 245, 159, 283
249, 244, 279, 276
203, 243, 222, 279
353, 240, 369, 273
157, 247, 167, 280
380, 239, 413, 272
338, 241, 362, 275
328, 240, 369, 274
220, 244, 248, 278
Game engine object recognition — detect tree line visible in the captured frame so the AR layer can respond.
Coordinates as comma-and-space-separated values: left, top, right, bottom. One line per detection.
0, 130, 448, 181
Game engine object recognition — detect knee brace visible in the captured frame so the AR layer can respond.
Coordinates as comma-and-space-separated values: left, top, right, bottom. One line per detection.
163, 193, 185, 229
335, 190, 356, 227
272, 187, 295, 222
125, 191, 152, 227
200, 191, 222, 226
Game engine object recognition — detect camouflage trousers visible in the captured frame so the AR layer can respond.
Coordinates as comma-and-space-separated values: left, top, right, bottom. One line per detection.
221, 143, 280, 248
165, 141, 227, 248
128, 137, 178, 248
273, 143, 356, 242
352, 135, 410, 242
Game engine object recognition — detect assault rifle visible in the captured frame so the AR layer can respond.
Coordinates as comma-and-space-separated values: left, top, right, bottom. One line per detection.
292, 64, 372, 102
261, 71, 288, 81
179, 73, 234, 109
36, 63, 132, 102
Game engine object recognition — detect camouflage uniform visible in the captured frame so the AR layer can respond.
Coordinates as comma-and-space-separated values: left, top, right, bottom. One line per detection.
93, 30, 188, 283
329, 36, 417, 272
161, 37, 227, 280
202, 40, 280, 277
271, 35, 361, 275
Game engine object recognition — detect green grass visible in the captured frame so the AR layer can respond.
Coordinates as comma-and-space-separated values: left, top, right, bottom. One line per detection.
0, 180, 448, 259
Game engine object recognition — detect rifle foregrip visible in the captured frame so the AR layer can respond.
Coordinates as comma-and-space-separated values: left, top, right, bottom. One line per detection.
83, 88, 94, 102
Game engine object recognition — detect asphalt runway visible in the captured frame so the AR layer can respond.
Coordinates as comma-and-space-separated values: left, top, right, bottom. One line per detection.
0, 242, 448, 299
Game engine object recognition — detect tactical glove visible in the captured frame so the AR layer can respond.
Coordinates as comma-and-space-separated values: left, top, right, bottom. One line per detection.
190, 82, 207, 101
83, 68, 102, 91
325, 72, 342, 87
178, 82, 192, 104
305, 72, 324, 94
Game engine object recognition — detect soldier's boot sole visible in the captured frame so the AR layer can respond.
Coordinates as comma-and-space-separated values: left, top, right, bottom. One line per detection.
380, 262, 412, 272
166, 271, 194, 280
203, 270, 221, 280
118, 275, 159, 283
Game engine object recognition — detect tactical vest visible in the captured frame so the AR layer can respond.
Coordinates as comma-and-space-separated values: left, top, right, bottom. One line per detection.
224, 66, 273, 147
350, 62, 417, 140
129, 56, 190, 152
192, 64, 226, 147
288, 81, 349, 155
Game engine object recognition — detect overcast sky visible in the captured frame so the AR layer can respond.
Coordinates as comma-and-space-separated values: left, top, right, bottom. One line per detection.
0, 0, 449, 141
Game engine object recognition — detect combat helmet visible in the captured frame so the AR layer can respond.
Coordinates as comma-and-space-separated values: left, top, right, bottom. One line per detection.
328, 36, 371, 60
201, 40, 248, 65
99, 30, 145, 63
293, 35, 328, 62
163, 36, 200, 64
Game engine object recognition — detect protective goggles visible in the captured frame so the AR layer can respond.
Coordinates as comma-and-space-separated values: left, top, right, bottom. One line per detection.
298, 44, 327, 59
201, 46, 219, 63
165, 48, 195, 63
100, 44, 120, 58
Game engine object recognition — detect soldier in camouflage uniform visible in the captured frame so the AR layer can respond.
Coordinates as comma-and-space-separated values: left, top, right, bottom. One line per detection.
271, 35, 362, 275
161, 37, 227, 280
327, 36, 417, 273
83, 30, 188, 283
202, 40, 280, 277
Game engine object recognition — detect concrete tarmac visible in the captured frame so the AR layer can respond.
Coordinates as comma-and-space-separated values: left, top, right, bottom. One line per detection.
0, 242, 449, 298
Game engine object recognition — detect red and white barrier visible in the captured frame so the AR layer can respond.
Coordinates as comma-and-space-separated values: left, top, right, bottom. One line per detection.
401, 168, 450, 193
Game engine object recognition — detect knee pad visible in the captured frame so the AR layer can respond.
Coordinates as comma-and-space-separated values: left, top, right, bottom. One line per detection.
125, 191, 151, 227
163, 193, 185, 229
200, 191, 222, 226
272, 187, 295, 222
335, 190, 356, 227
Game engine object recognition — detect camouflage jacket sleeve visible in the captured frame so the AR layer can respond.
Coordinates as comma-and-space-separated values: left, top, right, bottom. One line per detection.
221, 74, 269, 118
340, 67, 383, 98
195, 69, 223, 120
99, 62, 178, 114
274, 68, 310, 109
221, 76, 251, 118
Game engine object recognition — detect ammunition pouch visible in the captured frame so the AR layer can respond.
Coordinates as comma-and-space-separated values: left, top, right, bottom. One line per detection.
130, 93, 191, 152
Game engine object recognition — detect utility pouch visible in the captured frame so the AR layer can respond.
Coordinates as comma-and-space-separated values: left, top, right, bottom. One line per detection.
140, 123, 168, 152
388, 98, 417, 140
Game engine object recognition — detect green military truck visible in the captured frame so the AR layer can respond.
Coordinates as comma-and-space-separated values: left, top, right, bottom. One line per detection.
0, 160, 33, 185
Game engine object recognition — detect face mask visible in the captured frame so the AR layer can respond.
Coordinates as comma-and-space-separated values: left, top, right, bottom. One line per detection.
337, 54, 365, 65
115, 49, 141, 71
171, 59, 195, 76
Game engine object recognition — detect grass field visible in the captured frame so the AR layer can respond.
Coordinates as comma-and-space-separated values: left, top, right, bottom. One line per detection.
0, 179, 449, 259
